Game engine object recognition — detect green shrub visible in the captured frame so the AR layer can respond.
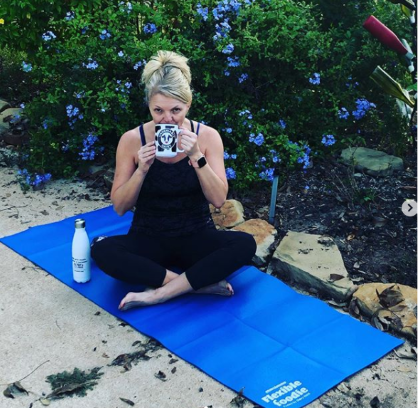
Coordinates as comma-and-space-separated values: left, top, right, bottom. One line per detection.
0, 0, 413, 189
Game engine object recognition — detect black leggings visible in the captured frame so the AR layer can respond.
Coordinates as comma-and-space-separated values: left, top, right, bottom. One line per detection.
90, 228, 257, 290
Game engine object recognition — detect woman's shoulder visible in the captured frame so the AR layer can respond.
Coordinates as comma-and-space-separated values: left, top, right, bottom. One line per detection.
119, 126, 141, 144
196, 122, 221, 139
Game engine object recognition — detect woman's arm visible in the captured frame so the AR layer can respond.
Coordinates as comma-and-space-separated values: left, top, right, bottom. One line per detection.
111, 131, 155, 215
180, 126, 228, 208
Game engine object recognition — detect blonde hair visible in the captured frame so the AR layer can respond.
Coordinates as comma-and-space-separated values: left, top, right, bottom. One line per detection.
141, 50, 192, 105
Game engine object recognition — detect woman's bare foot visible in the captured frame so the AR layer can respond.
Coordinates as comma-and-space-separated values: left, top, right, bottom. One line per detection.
119, 289, 162, 311
194, 280, 234, 296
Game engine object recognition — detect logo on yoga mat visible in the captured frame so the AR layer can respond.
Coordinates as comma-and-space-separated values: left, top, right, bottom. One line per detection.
261, 380, 310, 406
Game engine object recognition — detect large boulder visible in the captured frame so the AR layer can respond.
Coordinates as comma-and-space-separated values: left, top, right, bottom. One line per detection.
341, 147, 403, 177
267, 231, 356, 301
0, 100, 10, 113
0, 108, 22, 136
210, 199, 245, 228
351, 283, 417, 340
233, 219, 277, 265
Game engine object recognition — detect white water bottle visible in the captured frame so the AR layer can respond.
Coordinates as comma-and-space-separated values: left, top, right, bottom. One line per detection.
72, 218, 91, 283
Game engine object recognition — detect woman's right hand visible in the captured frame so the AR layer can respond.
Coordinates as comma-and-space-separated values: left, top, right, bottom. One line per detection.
137, 141, 156, 174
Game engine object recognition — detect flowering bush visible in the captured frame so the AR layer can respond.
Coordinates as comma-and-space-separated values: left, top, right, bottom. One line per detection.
0, 0, 412, 189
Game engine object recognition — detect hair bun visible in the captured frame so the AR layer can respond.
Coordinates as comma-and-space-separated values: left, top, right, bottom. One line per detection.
141, 50, 193, 104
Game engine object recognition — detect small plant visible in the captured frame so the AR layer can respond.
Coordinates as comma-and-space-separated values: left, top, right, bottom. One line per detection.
45, 366, 103, 400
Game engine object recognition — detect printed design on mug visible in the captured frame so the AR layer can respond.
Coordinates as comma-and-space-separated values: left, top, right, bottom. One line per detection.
156, 127, 177, 151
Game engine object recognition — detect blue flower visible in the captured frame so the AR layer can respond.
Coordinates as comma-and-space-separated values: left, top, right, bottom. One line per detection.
321, 134, 336, 147
224, 152, 230, 160
42, 31, 56, 41
144, 23, 157, 34
118, 51, 124, 57
99, 29, 111, 40
279, 119, 286, 129
225, 167, 236, 180
238, 73, 248, 83
224, 70, 230, 76
197, 4, 209, 21
65, 11, 75, 21
231, 154, 237, 159
259, 168, 274, 182
222, 44, 234, 54
22, 61, 33, 72
249, 133, 255, 142
338, 107, 349, 120
309, 72, 320, 85
20, 103, 25, 109
254, 133, 264, 146
81, 27, 88, 34
225, 128, 232, 133
227, 56, 240, 67
352, 98, 376, 120
84, 58, 98, 70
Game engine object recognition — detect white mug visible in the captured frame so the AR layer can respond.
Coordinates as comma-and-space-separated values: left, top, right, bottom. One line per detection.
155, 124, 185, 158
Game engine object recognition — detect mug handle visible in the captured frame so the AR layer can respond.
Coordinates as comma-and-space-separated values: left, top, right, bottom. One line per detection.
177, 130, 184, 152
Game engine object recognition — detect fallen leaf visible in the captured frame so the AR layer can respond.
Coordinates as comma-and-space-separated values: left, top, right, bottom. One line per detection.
370, 396, 380, 408
377, 285, 404, 308
394, 350, 417, 360
329, 274, 344, 282
353, 262, 360, 269
120, 397, 135, 406
169, 358, 178, 364
372, 316, 386, 331
349, 300, 360, 317
3, 382, 29, 399
396, 366, 412, 373
390, 304, 406, 312
171, 367, 177, 374
154, 371, 166, 381
347, 234, 355, 241
40, 398, 51, 406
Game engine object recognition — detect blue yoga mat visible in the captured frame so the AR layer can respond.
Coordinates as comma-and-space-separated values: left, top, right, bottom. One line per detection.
1, 206, 403, 408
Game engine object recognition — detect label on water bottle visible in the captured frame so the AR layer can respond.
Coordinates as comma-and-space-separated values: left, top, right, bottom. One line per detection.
72, 257, 90, 282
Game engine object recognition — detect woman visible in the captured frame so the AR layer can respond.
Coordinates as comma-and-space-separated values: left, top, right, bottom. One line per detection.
91, 50, 256, 310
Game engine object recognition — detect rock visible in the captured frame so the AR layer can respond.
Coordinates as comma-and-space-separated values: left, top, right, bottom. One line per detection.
0, 100, 11, 113
341, 147, 403, 177
267, 231, 356, 301
103, 168, 115, 191
0, 108, 22, 135
1, 132, 29, 146
210, 199, 245, 228
233, 219, 277, 265
352, 283, 417, 340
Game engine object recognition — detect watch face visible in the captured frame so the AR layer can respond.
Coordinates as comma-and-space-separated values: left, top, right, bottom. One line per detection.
197, 156, 207, 168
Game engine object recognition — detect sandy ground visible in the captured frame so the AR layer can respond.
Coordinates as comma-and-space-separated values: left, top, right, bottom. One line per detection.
0, 160, 416, 408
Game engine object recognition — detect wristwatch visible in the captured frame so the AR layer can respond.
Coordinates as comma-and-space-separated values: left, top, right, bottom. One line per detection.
191, 155, 207, 168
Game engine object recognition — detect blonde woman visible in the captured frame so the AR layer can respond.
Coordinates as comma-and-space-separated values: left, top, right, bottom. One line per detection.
91, 50, 256, 310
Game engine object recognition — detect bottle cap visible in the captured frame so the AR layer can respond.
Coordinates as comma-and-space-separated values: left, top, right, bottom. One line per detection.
75, 219, 86, 229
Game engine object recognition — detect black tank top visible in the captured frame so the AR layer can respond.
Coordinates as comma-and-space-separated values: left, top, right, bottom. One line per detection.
130, 121, 216, 237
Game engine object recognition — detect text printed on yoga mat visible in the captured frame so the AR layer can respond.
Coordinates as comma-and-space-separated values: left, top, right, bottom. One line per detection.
262, 380, 310, 407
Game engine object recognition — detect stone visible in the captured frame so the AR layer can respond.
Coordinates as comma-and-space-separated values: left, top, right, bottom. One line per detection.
352, 283, 417, 340
341, 147, 403, 177
210, 199, 245, 228
233, 219, 277, 265
103, 168, 115, 191
0, 108, 22, 135
1, 132, 29, 146
267, 231, 356, 301
0, 100, 11, 113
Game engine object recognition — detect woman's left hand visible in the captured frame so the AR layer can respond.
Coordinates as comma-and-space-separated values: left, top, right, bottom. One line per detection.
179, 127, 201, 158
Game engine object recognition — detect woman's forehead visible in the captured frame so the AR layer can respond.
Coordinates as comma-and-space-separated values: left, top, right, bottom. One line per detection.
149, 93, 186, 107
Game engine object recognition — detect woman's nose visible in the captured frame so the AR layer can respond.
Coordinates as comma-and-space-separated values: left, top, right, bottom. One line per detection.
162, 114, 174, 123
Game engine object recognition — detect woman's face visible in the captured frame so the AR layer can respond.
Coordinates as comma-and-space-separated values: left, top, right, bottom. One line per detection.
149, 93, 190, 126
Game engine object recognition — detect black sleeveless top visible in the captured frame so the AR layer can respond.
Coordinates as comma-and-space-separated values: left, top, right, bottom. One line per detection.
130, 121, 216, 237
